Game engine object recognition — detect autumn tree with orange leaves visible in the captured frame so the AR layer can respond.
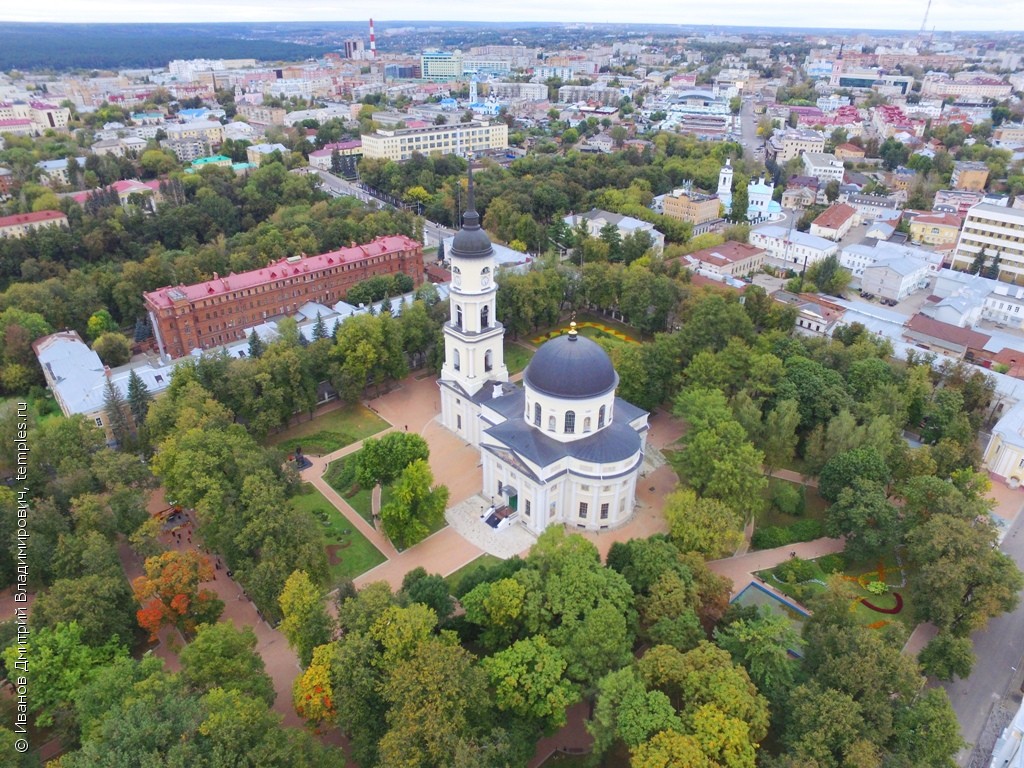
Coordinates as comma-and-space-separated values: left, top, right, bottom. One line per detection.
132, 550, 224, 640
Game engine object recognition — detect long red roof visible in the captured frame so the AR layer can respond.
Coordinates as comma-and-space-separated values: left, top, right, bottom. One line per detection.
0, 210, 67, 228
144, 234, 421, 309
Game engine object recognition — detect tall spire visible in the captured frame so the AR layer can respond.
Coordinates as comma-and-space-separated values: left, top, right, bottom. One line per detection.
462, 158, 480, 230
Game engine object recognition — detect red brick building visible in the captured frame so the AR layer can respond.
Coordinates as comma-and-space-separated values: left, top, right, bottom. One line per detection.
144, 234, 423, 358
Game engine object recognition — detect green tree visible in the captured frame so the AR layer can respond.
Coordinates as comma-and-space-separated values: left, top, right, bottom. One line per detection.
248, 329, 265, 358
380, 458, 449, 549
86, 309, 118, 340
588, 667, 682, 755
179, 621, 275, 704
714, 610, 801, 702
278, 569, 334, 668
482, 636, 579, 732
818, 446, 889, 503
632, 730, 711, 768
664, 488, 744, 558
126, 368, 152, 429
400, 567, 455, 623
826, 478, 903, 561
93, 332, 131, 367
357, 432, 430, 487
102, 377, 132, 446
918, 632, 975, 681
32, 574, 136, 648
2, 621, 127, 727
907, 514, 1023, 637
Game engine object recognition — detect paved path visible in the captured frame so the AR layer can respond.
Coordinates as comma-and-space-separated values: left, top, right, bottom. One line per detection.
707, 537, 847, 597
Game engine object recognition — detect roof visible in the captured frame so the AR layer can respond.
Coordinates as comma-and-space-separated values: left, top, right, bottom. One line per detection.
483, 401, 643, 467
835, 142, 865, 154
812, 203, 857, 229
863, 255, 928, 277
524, 332, 617, 400
144, 234, 421, 310
689, 241, 766, 267
904, 313, 991, 350
0, 210, 66, 228
753, 225, 836, 251
912, 212, 963, 227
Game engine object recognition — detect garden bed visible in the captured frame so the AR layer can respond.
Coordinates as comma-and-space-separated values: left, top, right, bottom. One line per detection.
289, 483, 385, 582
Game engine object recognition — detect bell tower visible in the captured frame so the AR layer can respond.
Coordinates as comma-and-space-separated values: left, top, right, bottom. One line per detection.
438, 162, 508, 446
718, 158, 734, 215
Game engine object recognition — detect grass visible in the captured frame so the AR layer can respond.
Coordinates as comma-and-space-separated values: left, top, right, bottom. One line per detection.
504, 341, 534, 375
324, 455, 375, 525
265, 403, 389, 455
444, 553, 503, 593
290, 483, 386, 582
756, 478, 830, 528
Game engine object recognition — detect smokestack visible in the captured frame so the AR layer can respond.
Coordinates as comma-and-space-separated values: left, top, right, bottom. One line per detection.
369, 18, 376, 59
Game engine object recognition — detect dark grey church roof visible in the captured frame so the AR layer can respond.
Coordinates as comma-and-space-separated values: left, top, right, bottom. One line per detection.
479, 385, 525, 417
524, 333, 617, 399
484, 415, 641, 467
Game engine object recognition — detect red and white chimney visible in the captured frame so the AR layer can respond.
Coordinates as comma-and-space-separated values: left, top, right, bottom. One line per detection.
369, 18, 376, 59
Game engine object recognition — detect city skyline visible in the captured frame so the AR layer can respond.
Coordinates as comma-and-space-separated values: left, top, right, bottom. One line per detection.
4, 0, 1024, 32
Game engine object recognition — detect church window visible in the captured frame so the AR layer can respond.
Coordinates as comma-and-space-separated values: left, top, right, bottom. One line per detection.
600, 503, 609, 520
455, 305, 463, 329
453, 349, 460, 371
583, 417, 591, 433
564, 411, 575, 434
524, 500, 531, 517
578, 502, 588, 519
481, 305, 489, 328
533, 403, 541, 426
548, 415, 556, 431
485, 349, 493, 372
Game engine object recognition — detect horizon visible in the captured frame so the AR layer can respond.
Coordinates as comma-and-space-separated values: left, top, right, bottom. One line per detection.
4, 1, 1024, 33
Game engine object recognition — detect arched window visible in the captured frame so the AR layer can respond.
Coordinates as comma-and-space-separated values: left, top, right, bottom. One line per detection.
484, 349, 493, 372
564, 411, 575, 434
598, 405, 606, 428
481, 305, 489, 328
455, 305, 463, 329
548, 415, 556, 431
583, 417, 592, 433
453, 349, 460, 371
533, 403, 541, 426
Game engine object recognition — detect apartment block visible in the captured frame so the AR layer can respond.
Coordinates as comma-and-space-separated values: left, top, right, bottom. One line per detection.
765, 128, 826, 163
662, 189, 720, 226
237, 104, 287, 126
144, 235, 424, 359
801, 152, 845, 183
421, 50, 464, 81
0, 210, 68, 238
951, 204, 1024, 284
951, 161, 990, 192
360, 121, 508, 162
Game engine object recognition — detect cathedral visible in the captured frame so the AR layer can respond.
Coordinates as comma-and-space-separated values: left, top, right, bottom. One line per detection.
439, 168, 649, 534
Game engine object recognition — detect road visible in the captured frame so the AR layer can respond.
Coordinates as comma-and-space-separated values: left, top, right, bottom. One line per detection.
738, 96, 764, 162
944, 499, 1024, 766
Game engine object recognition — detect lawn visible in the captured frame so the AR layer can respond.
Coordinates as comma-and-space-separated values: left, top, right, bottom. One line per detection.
757, 478, 830, 528
755, 550, 915, 629
324, 455, 374, 524
290, 483, 386, 583
444, 553, 503, 593
265, 403, 389, 455
504, 341, 534, 375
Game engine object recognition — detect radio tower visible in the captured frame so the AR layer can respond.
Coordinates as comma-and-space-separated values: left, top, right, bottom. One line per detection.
369, 18, 376, 59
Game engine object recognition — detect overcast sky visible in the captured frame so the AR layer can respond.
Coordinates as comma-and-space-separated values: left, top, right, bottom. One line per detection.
3, 1, 1024, 31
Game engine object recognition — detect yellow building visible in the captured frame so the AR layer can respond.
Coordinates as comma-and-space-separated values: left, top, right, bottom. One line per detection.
951, 161, 989, 192
361, 121, 508, 162
662, 189, 720, 225
0, 210, 68, 238
909, 212, 963, 246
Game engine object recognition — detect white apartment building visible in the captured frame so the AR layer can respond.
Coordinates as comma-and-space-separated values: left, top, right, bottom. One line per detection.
421, 50, 464, 81
164, 120, 224, 146
860, 257, 932, 302
360, 121, 508, 162
801, 152, 845, 183
840, 239, 942, 279
951, 204, 1024, 285
488, 82, 548, 101
749, 225, 837, 270
0, 100, 71, 133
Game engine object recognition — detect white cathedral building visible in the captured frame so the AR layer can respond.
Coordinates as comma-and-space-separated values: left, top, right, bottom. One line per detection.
439, 169, 649, 534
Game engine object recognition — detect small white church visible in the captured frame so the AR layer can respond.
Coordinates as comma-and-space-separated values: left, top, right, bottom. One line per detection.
438, 168, 649, 534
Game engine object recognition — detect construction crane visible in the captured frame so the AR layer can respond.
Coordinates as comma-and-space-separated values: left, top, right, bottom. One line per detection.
919, 0, 933, 35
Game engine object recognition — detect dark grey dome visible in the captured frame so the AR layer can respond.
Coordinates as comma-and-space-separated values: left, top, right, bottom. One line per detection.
449, 164, 493, 260
525, 332, 617, 399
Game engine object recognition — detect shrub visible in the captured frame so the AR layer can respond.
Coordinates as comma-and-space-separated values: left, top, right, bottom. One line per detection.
773, 557, 818, 584
770, 481, 805, 517
816, 554, 846, 574
751, 526, 793, 550
789, 519, 823, 542
866, 580, 888, 595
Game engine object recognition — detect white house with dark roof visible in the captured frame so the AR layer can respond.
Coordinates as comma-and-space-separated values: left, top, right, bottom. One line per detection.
750, 225, 837, 270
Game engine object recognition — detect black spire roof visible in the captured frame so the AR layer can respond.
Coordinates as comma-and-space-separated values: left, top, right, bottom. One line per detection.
449, 161, 494, 260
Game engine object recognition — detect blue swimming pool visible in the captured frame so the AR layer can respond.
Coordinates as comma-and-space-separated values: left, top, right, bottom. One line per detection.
731, 581, 810, 655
